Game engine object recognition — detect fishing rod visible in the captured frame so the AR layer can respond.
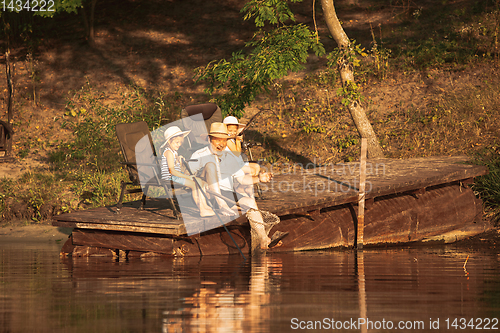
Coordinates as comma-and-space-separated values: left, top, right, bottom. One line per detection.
182, 159, 247, 260
237, 108, 267, 137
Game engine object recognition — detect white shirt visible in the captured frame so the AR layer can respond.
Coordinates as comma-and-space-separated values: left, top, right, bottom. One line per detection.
224, 146, 248, 169
189, 146, 245, 192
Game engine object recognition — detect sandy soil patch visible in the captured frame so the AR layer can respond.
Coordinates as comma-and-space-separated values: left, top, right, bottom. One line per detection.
0, 223, 72, 243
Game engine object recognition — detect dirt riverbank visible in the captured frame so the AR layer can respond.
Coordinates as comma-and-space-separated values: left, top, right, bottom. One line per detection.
0, 223, 72, 244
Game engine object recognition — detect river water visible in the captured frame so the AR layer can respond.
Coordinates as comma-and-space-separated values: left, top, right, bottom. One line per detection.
1, 239, 499, 332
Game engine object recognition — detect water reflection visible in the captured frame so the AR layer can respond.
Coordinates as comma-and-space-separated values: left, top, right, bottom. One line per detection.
357, 251, 367, 333
164, 256, 284, 333
0, 241, 499, 332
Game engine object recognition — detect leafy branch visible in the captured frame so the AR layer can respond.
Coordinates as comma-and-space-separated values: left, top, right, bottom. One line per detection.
327, 40, 368, 69
194, 0, 325, 116
242, 0, 303, 26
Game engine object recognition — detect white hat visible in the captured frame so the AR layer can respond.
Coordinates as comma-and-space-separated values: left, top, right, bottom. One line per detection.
161, 126, 190, 148
223, 116, 246, 133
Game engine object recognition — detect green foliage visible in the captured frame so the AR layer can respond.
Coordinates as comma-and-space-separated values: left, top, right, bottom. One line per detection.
196, 24, 324, 117
242, 0, 302, 26
336, 81, 363, 107
52, 0, 84, 15
26, 188, 44, 222
327, 41, 368, 69
335, 135, 359, 153
326, 41, 367, 107
0, 172, 63, 223
370, 45, 391, 79
195, 0, 324, 117
0, 0, 83, 16
402, 37, 470, 68
473, 155, 500, 225
0, 179, 12, 218
55, 81, 173, 170
369, 29, 392, 80
68, 165, 123, 207
1, 0, 84, 45
1, 80, 179, 223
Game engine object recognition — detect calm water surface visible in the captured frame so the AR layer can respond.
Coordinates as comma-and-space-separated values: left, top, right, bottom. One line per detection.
1, 239, 499, 332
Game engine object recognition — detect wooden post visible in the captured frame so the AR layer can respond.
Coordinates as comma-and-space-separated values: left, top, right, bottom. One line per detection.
3, 49, 14, 159
6, 49, 13, 125
357, 138, 367, 249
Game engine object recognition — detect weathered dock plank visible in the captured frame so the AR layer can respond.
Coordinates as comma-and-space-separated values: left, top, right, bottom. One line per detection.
254, 156, 487, 215
52, 201, 187, 235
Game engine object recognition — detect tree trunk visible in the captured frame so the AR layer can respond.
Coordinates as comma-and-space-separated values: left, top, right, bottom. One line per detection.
320, 0, 384, 159
89, 0, 97, 46
5, 49, 13, 125
4, 49, 14, 157
80, 0, 97, 47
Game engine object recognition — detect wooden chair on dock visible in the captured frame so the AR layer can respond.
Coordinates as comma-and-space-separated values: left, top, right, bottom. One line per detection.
179, 103, 222, 156
115, 121, 181, 218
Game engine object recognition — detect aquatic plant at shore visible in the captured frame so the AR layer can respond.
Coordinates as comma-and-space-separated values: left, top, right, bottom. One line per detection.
473, 155, 500, 226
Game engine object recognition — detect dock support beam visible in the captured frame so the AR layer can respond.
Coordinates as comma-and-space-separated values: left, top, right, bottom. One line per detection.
357, 138, 367, 249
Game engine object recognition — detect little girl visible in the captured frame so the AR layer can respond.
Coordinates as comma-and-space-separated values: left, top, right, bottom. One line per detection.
223, 116, 261, 177
161, 126, 215, 217
223, 116, 268, 197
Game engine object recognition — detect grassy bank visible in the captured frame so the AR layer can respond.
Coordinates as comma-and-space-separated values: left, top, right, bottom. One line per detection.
0, 0, 499, 226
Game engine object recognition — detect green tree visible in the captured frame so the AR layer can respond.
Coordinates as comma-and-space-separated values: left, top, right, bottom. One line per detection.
196, 0, 384, 158
196, 0, 324, 118
1, 0, 97, 46
196, 0, 322, 116
321, 0, 383, 158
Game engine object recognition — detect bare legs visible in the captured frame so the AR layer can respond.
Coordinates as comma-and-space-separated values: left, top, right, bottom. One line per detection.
184, 178, 215, 217
202, 162, 236, 216
196, 162, 270, 248
237, 163, 260, 197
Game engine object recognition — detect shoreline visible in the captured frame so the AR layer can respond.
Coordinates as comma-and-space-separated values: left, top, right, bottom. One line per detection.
0, 223, 73, 244
1, 222, 497, 249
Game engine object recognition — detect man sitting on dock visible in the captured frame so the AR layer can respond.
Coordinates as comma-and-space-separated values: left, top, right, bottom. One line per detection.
188, 122, 281, 249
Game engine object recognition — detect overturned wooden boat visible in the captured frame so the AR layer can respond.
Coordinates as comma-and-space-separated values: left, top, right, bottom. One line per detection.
52, 156, 490, 257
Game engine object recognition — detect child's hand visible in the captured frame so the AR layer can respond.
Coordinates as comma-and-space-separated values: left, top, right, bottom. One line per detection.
258, 172, 273, 183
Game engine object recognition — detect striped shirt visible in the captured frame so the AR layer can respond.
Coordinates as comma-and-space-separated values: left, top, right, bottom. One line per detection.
161, 147, 182, 180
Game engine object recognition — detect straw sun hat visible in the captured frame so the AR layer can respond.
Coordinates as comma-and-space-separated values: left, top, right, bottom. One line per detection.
208, 122, 230, 139
161, 126, 191, 148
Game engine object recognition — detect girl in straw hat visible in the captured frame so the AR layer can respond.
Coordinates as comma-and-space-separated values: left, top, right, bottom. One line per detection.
161, 126, 215, 217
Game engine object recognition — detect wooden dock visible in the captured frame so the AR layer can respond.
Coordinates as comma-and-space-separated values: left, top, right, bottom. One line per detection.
52, 156, 490, 257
